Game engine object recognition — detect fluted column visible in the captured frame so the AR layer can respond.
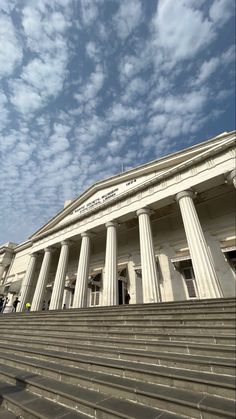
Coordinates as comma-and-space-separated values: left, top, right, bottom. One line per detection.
50, 240, 70, 310
137, 208, 160, 303
103, 221, 118, 306
19, 253, 38, 311
73, 232, 91, 308
226, 169, 236, 188
176, 190, 222, 299
31, 248, 53, 311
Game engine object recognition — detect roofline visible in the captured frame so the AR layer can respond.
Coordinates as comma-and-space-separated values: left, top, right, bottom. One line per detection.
30, 131, 235, 240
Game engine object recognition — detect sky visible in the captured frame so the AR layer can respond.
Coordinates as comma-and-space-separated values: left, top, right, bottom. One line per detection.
0, 0, 235, 245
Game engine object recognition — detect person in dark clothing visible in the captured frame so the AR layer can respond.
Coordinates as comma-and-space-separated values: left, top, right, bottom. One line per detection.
12, 297, 20, 312
125, 292, 131, 304
42, 300, 46, 310
0, 297, 4, 312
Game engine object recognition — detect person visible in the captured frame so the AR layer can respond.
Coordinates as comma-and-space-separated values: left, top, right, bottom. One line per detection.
0, 297, 3, 312
63, 303, 66, 309
42, 300, 46, 310
12, 297, 20, 312
2, 297, 8, 313
47, 300, 50, 310
125, 292, 131, 304
25, 302, 31, 312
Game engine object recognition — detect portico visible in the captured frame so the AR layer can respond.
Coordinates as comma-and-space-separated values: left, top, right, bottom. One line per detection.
1, 132, 235, 312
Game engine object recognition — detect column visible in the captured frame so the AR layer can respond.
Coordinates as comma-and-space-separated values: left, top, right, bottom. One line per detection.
0, 263, 5, 281
50, 240, 70, 310
73, 232, 90, 308
18, 253, 38, 312
103, 221, 118, 306
31, 248, 53, 311
226, 169, 236, 188
137, 208, 160, 303
176, 190, 222, 299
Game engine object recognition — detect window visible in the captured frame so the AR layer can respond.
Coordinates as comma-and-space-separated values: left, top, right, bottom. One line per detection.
90, 285, 100, 306
179, 260, 198, 299
89, 273, 101, 306
224, 250, 236, 273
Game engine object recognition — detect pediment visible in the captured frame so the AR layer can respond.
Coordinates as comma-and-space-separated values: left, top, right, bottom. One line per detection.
30, 131, 235, 239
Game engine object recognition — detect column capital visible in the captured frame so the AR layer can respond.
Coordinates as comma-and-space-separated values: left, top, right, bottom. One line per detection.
105, 221, 118, 229
61, 240, 71, 246
225, 169, 236, 184
136, 207, 151, 217
44, 247, 53, 253
81, 231, 91, 239
29, 252, 38, 258
175, 190, 195, 202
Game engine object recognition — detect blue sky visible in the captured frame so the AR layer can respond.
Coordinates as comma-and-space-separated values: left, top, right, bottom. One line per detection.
0, 0, 235, 245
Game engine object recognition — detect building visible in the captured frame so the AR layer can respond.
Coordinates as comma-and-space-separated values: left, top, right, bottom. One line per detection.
0, 131, 235, 312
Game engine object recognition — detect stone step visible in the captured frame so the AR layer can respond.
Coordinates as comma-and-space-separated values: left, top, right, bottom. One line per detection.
2, 308, 236, 321
0, 407, 18, 419
0, 344, 235, 398
1, 336, 235, 375
0, 366, 187, 419
0, 323, 234, 339
0, 330, 234, 358
1, 328, 234, 346
0, 379, 97, 419
1, 316, 235, 327
2, 298, 236, 318
0, 361, 235, 419
3, 304, 236, 321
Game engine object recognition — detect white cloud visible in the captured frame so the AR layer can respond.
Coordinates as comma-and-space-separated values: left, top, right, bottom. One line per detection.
113, 0, 142, 40
194, 57, 220, 86
209, 0, 234, 26
0, 0, 17, 13
152, 0, 215, 61
86, 42, 101, 62
21, 55, 67, 97
0, 91, 9, 129
9, 2, 69, 116
74, 64, 105, 105
0, 15, 23, 79
79, 0, 100, 26
108, 103, 141, 123
10, 81, 44, 114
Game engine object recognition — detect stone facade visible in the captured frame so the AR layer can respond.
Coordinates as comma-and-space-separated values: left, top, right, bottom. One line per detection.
0, 131, 235, 312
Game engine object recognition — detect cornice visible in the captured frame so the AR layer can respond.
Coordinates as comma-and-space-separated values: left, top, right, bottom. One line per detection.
14, 240, 32, 253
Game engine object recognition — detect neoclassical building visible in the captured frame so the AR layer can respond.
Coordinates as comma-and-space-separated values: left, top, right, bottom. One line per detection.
0, 131, 235, 312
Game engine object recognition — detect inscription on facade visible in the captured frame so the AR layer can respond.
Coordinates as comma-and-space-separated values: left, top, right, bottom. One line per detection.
73, 179, 137, 216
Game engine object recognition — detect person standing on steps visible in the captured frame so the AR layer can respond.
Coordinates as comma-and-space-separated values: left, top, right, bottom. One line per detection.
125, 292, 131, 304
12, 297, 20, 312
25, 302, 31, 312
0, 297, 4, 313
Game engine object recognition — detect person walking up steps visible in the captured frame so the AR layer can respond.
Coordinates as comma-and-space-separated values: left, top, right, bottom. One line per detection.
12, 297, 20, 312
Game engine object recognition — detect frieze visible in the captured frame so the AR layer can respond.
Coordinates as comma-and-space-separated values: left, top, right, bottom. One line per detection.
207, 158, 215, 167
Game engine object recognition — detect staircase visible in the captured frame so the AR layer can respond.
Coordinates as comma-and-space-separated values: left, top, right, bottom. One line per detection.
0, 297, 235, 419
